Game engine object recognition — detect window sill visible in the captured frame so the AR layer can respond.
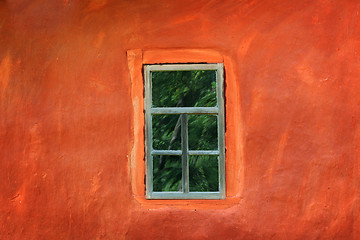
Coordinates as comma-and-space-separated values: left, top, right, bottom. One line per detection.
134, 195, 241, 210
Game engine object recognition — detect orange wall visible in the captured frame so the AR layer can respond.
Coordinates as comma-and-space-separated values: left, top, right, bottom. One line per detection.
1, 0, 360, 239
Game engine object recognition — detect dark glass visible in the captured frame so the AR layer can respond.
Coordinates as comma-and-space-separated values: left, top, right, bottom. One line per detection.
188, 115, 218, 150
151, 70, 217, 107
153, 155, 182, 192
152, 114, 182, 150
189, 155, 219, 192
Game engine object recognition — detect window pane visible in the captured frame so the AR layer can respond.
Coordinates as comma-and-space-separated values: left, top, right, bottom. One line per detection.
152, 114, 181, 150
153, 155, 182, 192
188, 115, 218, 150
189, 155, 219, 192
152, 70, 217, 107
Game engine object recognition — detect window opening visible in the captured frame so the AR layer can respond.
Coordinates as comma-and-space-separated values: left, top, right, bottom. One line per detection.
144, 63, 225, 199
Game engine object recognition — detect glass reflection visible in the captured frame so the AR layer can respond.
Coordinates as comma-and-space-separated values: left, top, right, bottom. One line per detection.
188, 115, 218, 150
152, 70, 217, 107
153, 155, 182, 192
152, 114, 182, 150
189, 155, 219, 192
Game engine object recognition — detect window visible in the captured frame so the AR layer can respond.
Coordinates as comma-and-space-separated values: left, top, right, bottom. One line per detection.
144, 63, 225, 199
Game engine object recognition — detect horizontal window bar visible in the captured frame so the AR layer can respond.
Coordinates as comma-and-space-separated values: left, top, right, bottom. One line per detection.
189, 150, 219, 155
151, 150, 219, 156
151, 150, 182, 155
146, 63, 221, 71
149, 192, 224, 200
151, 107, 218, 115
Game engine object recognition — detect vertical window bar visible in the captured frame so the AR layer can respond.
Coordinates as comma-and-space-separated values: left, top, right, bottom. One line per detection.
144, 66, 153, 197
181, 114, 189, 193
216, 63, 226, 198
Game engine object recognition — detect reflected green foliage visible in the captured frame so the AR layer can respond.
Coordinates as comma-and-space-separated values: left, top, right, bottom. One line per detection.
153, 155, 182, 191
153, 155, 219, 192
189, 156, 219, 192
151, 70, 219, 192
152, 70, 217, 107
153, 115, 181, 150
189, 115, 218, 150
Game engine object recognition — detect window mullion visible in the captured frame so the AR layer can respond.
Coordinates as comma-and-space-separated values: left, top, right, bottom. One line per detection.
181, 114, 189, 193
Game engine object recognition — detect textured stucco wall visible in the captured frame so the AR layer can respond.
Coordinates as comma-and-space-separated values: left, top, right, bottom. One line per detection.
1, 0, 360, 239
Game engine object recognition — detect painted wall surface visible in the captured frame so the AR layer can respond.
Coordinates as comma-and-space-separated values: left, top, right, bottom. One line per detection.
1, 0, 360, 239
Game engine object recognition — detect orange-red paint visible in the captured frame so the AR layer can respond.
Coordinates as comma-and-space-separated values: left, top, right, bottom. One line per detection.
1, 0, 360, 239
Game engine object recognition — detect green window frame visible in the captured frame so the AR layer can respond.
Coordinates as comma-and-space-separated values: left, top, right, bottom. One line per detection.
144, 63, 225, 199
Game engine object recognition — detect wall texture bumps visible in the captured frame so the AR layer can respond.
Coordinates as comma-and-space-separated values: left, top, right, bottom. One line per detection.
0, 0, 360, 239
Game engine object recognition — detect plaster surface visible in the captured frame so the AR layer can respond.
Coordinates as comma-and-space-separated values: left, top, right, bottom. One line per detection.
0, 0, 360, 239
